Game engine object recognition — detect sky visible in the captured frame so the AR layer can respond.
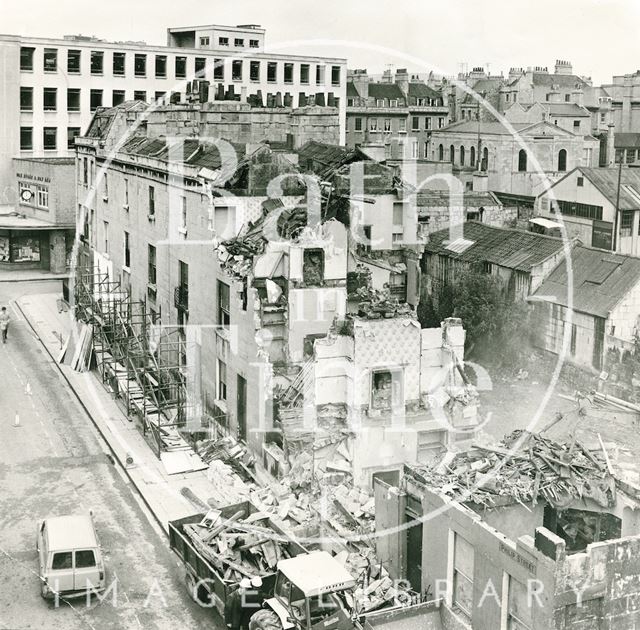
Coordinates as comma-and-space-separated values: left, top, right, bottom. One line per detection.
1, 0, 638, 84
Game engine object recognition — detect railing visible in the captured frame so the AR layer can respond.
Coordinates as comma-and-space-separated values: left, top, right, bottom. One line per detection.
174, 285, 189, 312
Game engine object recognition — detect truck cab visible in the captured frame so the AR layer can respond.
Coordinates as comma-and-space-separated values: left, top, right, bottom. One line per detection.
252, 551, 360, 630
37, 514, 105, 599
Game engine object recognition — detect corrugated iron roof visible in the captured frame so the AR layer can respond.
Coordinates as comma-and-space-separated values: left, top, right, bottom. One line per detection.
578, 167, 640, 211
424, 222, 565, 272
531, 245, 640, 317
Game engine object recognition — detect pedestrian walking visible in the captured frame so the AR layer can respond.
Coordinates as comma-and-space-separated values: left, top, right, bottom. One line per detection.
0, 307, 10, 344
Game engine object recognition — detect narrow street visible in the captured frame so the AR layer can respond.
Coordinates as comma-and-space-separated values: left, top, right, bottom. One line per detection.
0, 280, 215, 630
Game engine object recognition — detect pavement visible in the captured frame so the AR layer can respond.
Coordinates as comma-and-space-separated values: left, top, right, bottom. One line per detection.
0, 282, 216, 630
14, 292, 224, 534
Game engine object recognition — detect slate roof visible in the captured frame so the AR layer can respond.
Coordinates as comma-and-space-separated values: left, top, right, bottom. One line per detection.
120, 136, 246, 169
424, 222, 565, 272
545, 102, 591, 117
432, 121, 533, 135
367, 82, 405, 100
414, 191, 501, 208
615, 133, 640, 149
531, 73, 589, 89
408, 82, 440, 99
297, 140, 355, 177
531, 246, 640, 318
577, 167, 640, 211
346, 82, 360, 98
462, 77, 504, 103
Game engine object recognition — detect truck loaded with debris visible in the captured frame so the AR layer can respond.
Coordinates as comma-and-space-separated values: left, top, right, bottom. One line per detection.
168, 499, 308, 616
169, 497, 424, 630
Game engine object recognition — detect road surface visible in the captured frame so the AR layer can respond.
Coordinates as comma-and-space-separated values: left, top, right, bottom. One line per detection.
0, 280, 216, 630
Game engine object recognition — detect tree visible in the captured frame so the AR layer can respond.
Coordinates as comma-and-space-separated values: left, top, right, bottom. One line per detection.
420, 270, 530, 366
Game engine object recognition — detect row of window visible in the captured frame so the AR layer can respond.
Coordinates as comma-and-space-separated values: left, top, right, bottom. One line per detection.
20, 87, 169, 113
19, 47, 342, 85
518, 148, 568, 172
353, 116, 446, 133
437, 143, 488, 169
200, 36, 260, 48
20, 126, 80, 151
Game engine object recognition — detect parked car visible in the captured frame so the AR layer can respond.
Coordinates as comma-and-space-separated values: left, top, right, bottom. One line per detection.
36, 513, 105, 599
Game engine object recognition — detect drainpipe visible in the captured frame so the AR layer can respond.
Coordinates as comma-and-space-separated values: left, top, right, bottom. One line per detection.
612, 159, 623, 252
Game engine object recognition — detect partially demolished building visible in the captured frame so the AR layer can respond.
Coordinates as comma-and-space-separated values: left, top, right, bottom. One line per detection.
74, 101, 479, 491
375, 430, 640, 629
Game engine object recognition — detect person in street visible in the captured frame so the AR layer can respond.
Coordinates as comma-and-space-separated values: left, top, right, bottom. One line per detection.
0, 307, 10, 343
225, 578, 251, 630
241, 576, 265, 629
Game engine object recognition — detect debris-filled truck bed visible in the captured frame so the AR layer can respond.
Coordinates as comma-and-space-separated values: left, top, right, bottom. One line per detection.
169, 500, 308, 615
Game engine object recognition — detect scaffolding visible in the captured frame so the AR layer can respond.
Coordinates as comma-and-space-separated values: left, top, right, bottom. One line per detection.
73, 266, 198, 458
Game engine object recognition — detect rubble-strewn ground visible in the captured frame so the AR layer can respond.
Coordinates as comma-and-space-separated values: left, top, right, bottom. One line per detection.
475, 349, 640, 484
0, 282, 213, 630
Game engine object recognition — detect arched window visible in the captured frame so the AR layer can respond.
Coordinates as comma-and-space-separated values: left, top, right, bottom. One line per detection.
450, 145, 455, 164
460, 146, 465, 166
470, 146, 476, 168
438, 144, 444, 161
558, 148, 567, 172
518, 149, 527, 172
482, 147, 489, 171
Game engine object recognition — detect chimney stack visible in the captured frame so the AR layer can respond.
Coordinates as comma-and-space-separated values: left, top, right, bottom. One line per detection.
350, 69, 369, 100
554, 60, 573, 76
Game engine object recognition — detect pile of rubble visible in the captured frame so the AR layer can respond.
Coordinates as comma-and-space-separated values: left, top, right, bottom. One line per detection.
409, 430, 616, 509
182, 508, 299, 582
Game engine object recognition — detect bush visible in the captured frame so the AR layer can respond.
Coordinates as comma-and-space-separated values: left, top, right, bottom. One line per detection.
420, 271, 531, 366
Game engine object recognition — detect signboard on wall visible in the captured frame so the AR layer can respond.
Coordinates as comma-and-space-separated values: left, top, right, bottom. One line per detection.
592, 220, 613, 251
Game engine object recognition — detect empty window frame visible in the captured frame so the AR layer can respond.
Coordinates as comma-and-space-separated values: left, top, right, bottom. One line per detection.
234, 38, 244, 47
316, 64, 325, 85
249, 39, 259, 48
218, 37, 229, 47
302, 248, 325, 285
123, 231, 131, 268
371, 369, 403, 410
133, 90, 147, 102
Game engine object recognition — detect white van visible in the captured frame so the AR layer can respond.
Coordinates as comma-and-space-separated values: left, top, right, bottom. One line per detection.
36, 514, 105, 599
